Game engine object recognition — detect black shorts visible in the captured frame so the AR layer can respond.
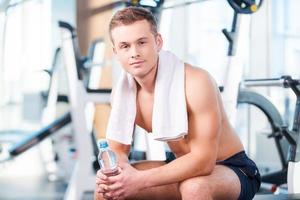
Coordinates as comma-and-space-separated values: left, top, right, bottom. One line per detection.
216, 151, 261, 200
165, 151, 261, 200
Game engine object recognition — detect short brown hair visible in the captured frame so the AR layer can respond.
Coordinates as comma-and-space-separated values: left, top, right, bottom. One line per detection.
109, 6, 158, 42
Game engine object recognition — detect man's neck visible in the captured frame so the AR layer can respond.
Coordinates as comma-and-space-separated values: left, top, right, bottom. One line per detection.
134, 62, 158, 94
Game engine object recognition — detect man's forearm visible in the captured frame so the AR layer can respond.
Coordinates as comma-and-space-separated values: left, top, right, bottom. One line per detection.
115, 151, 129, 163
108, 140, 130, 163
139, 152, 215, 188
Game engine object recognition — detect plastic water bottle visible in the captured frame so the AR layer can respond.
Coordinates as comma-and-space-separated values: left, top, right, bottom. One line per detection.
98, 139, 119, 176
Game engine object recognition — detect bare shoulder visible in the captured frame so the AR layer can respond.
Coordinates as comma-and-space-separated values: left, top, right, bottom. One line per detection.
184, 63, 216, 87
184, 63, 220, 113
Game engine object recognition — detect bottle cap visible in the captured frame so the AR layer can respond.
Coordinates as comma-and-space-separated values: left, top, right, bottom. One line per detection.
98, 139, 108, 149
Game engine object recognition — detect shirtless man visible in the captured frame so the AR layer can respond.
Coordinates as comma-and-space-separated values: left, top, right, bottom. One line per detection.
95, 6, 261, 200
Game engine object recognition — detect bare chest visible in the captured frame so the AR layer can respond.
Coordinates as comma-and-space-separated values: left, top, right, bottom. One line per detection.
135, 92, 153, 133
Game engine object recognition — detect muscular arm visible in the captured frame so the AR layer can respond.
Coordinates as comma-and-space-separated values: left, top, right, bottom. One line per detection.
108, 139, 131, 163
140, 65, 222, 188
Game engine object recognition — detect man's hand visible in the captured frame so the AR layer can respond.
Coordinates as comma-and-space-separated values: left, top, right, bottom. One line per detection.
98, 162, 144, 200
95, 170, 111, 199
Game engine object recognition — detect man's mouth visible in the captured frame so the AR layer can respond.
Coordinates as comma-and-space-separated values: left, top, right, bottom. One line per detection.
130, 60, 145, 65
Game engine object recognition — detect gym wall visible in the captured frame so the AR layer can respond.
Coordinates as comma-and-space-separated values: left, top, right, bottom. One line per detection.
77, 0, 114, 139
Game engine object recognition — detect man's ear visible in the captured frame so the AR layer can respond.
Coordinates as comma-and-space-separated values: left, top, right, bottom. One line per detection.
156, 33, 163, 51
112, 46, 121, 60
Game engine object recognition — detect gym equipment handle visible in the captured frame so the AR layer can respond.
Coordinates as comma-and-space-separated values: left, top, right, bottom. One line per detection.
243, 77, 285, 87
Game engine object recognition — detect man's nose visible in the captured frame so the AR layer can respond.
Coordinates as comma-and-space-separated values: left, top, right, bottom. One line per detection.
130, 45, 140, 58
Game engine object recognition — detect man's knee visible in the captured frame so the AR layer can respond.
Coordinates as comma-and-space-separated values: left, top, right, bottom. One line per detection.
179, 177, 212, 200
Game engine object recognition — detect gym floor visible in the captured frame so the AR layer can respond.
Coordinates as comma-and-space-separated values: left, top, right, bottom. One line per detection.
1, 174, 300, 200
0, 174, 66, 200
0, 174, 94, 200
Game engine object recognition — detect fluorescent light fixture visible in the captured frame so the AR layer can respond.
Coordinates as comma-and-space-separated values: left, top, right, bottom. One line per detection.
139, 0, 160, 8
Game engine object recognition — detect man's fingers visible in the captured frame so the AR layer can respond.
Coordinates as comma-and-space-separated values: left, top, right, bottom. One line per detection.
96, 177, 109, 185
108, 188, 125, 200
117, 166, 122, 174
104, 191, 114, 199
107, 172, 122, 183
107, 182, 122, 191
96, 184, 109, 193
96, 170, 108, 180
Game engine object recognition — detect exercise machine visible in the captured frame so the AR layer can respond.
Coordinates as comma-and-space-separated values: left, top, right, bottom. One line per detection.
244, 76, 300, 194
0, 47, 72, 180
224, 0, 300, 196
220, 0, 298, 194
221, 0, 263, 126
58, 21, 111, 200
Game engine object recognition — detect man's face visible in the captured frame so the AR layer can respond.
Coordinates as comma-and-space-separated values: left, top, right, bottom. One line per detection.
111, 20, 163, 78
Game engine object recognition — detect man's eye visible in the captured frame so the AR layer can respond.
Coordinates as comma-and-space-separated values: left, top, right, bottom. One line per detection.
121, 45, 128, 49
139, 41, 146, 45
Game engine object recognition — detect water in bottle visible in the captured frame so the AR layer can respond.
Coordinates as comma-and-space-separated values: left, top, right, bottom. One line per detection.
98, 139, 119, 176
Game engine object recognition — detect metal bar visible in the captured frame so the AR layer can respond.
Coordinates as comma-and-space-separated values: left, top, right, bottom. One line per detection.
243, 78, 285, 87
8, 112, 71, 156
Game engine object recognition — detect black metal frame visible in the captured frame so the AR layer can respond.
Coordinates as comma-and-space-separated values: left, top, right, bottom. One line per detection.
223, 1, 298, 187
242, 76, 300, 186
8, 112, 71, 156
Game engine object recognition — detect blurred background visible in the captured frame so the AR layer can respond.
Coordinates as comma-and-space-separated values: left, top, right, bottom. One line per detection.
0, 0, 300, 199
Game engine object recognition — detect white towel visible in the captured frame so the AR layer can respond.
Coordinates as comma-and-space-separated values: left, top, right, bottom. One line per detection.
106, 50, 188, 145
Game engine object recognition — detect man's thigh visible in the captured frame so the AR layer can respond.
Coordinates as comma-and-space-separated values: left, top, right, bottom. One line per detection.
130, 161, 240, 200
179, 165, 241, 200
129, 161, 181, 200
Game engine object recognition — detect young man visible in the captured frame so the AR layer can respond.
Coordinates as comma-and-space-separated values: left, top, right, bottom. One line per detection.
95, 6, 261, 200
